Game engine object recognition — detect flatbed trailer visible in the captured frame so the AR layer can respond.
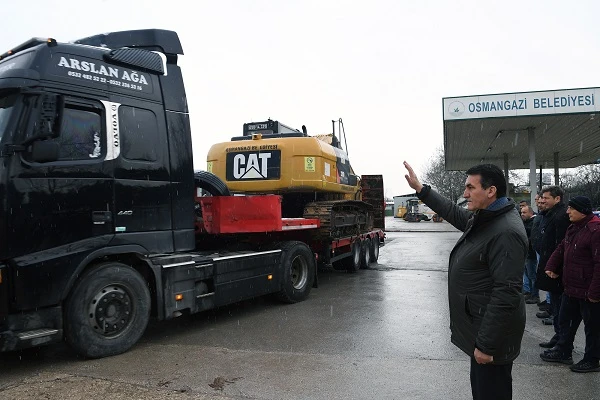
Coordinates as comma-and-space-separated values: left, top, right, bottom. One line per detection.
195, 194, 385, 273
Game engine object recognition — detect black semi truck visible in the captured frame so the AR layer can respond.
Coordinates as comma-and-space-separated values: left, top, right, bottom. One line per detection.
0, 30, 385, 358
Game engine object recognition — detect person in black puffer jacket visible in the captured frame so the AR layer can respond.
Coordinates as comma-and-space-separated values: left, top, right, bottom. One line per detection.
404, 161, 527, 400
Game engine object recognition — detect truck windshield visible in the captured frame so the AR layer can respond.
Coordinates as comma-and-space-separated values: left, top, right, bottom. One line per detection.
0, 92, 17, 143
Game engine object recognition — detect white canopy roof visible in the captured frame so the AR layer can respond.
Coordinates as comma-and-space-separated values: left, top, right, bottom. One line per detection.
443, 87, 600, 171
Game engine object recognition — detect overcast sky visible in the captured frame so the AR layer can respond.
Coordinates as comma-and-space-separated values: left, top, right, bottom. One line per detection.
3, 0, 599, 197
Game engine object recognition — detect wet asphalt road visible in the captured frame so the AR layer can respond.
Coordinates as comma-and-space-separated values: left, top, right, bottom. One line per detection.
1, 217, 598, 399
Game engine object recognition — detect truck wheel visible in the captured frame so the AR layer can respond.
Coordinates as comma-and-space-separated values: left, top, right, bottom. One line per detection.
369, 237, 380, 263
276, 241, 315, 303
344, 240, 361, 273
64, 262, 151, 359
360, 238, 371, 269
194, 170, 231, 196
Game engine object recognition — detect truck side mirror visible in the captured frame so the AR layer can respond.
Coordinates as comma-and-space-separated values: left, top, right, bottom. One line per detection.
22, 93, 64, 146
36, 93, 64, 139
30, 140, 59, 163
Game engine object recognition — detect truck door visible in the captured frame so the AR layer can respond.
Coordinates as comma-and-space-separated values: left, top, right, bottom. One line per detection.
110, 96, 173, 253
6, 93, 114, 309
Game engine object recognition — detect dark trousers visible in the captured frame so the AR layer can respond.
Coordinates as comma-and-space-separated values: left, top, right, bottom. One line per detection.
549, 291, 563, 342
470, 358, 513, 400
556, 294, 600, 361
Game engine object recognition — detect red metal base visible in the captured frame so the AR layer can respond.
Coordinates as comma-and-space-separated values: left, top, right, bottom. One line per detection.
197, 195, 320, 234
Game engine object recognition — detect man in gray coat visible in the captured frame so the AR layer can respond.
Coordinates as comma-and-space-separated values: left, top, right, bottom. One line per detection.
404, 161, 527, 400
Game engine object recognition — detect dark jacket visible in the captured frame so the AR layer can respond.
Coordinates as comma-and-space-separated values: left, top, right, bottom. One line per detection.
418, 185, 527, 364
523, 216, 537, 260
531, 213, 543, 254
545, 214, 600, 300
535, 203, 570, 292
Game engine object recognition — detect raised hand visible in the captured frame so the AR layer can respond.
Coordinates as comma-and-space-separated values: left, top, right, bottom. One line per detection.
403, 161, 424, 193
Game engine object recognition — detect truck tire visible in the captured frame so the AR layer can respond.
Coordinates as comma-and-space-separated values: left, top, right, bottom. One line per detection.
360, 238, 371, 269
276, 241, 315, 303
343, 240, 361, 273
194, 170, 231, 196
369, 236, 380, 263
64, 262, 151, 359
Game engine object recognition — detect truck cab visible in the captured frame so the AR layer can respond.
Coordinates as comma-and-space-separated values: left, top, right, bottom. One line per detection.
0, 30, 204, 355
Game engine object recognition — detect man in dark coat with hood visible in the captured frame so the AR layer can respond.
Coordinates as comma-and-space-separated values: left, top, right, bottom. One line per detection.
404, 161, 527, 400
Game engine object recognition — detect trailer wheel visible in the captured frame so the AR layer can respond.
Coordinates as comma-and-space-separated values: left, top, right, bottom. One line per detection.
194, 170, 231, 196
360, 238, 371, 269
64, 262, 151, 359
276, 241, 315, 303
369, 236, 380, 263
343, 240, 361, 273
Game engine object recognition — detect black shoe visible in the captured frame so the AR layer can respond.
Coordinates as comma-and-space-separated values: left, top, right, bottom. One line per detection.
542, 317, 554, 325
536, 310, 550, 318
540, 350, 573, 365
570, 359, 600, 373
542, 346, 559, 355
539, 340, 558, 348
537, 300, 548, 308
526, 296, 540, 304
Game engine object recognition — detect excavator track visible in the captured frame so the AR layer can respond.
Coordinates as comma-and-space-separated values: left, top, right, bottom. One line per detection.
303, 200, 374, 238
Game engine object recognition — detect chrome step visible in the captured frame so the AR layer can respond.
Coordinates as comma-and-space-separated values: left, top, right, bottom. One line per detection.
16, 328, 59, 341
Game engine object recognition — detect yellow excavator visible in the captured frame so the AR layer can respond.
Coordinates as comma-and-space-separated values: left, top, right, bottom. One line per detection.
206, 119, 377, 238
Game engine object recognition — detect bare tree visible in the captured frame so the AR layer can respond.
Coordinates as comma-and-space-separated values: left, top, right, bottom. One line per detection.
560, 164, 600, 208
559, 170, 579, 192
508, 171, 529, 194
422, 147, 466, 203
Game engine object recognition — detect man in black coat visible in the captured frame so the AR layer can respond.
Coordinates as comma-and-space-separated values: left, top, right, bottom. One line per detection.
535, 186, 570, 349
404, 161, 527, 400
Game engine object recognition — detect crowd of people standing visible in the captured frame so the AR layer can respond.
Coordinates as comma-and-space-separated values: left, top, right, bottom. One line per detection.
518, 188, 600, 373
